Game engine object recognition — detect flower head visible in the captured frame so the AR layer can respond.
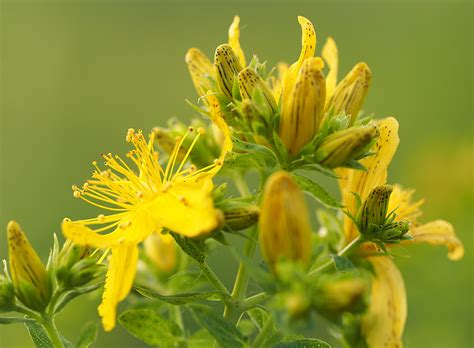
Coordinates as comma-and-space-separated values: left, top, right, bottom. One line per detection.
63, 124, 231, 331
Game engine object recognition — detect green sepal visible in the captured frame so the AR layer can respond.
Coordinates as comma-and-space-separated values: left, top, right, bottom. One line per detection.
134, 286, 229, 305
292, 174, 342, 208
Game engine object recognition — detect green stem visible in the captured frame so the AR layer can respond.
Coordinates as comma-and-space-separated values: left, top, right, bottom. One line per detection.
251, 314, 273, 348
234, 172, 251, 197
42, 315, 63, 348
307, 235, 362, 277
197, 261, 229, 295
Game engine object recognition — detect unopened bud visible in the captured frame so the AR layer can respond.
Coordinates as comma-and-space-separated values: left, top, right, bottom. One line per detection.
144, 232, 177, 273
0, 275, 15, 311
316, 277, 366, 315
357, 185, 393, 233
238, 68, 277, 114
314, 125, 379, 168
280, 57, 326, 155
285, 291, 311, 319
327, 62, 372, 125
56, 239, 102, 288
214, 44, 243, 98
259, 171, 312, 268
221, 201, 259, 231
185, 48, 215, 103
228, 15, 246, 67
7, 221, 51, 311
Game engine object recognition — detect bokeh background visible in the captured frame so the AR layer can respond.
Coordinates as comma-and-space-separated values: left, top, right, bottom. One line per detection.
1, 0, 472, 347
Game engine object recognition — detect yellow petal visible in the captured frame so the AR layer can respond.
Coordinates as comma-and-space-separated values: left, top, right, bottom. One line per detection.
388, 184, 424, 223
207, 94, 233, 160
282, 16, 316, 104
63, 208, 155, 248
405, 220, 464, 260
185, 48, 214, 102
228, 15, 246, 67
144, 232, 177, 273
321, 37, 338, 104
98, 244, 138, 331
147, 178, 221, 237
342, 117, 400, 242
362, 256, 406, 348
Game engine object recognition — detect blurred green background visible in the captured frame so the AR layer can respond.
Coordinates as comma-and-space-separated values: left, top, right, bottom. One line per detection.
1, 0, 472, 347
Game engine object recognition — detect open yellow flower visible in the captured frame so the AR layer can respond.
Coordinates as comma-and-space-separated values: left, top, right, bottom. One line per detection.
337, 117, 464, 347
62, 118, 231, 331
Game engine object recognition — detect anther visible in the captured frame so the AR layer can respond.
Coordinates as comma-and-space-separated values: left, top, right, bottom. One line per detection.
213, 159, 223, 166
188, 126, 195, 132
161, 182, 172, 193
197, 127, 206, 135
98, 214, 105, 223
63, 218, 71, 223
73, 191, 81, 198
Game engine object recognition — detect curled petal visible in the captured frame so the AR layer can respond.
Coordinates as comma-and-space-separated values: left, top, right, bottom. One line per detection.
405, 220, 464, 260
98, 244, 138, 331
321, 37, 338, 104
282, 16, 316, 104
362, 256, 406, 348
228, 15, 246, 67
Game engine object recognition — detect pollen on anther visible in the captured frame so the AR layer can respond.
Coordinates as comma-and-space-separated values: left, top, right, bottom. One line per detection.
98, 214, 105, 223
213, 159, 223, 166
197, 127, 206, 135
190, 164, 197, 172
188, 126, 195, 132
73, 191, 81, 198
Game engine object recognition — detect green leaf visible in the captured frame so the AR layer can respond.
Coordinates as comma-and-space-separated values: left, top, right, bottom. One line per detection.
292, 174, 341, 208
275, 338, 331, 348
76, 322, 98, 348
224, 151, 266, 169
25, 322, 53, 348
190, 305, 245, 348
170, 232, 206, 264
119, 308, 182, 347
0, 316, 35, 325
135, 286, 228, 305
187, 329, 214, 348
333, 255, 359, 274
296, 164, 339, 179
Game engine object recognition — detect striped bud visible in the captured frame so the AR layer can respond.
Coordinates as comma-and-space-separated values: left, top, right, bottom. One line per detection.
221, 202, 260, 231
357, 185, 393, 234
214, 44, 243, 98
144, 232, 177, 273
7, 221, 51, 311
238, 68, 277, 114
327, 62, 372, 125
259, 171, 312, 268
185, 48, 214, 103
280, 57, 326, 155
314, 125, 379, 168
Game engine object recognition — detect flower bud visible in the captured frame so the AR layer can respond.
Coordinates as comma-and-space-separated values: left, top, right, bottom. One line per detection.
238, 67, 277, 114
220, 201, 259, 231
0, 275, 15, 311
315, 277, 366, 315
357, 185, 393, 234
214, 44, 243, 98
7, 221, 51, 311
314, 125, 379, 168
56, 240, 103, 288
259, 171, 312, 267
185, 47, 214, 102
228, 15, 246, 67
144, 232, 177, 273
326, 62, 372, 125
280, 57, 326, 155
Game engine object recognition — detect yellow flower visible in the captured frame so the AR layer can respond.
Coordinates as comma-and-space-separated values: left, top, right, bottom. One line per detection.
337, 117, 464, 347
62, 122, 231, 331
228, 15, 246, 67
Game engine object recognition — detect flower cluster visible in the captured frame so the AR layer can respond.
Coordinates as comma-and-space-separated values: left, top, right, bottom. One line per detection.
0, 15, 464, 348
